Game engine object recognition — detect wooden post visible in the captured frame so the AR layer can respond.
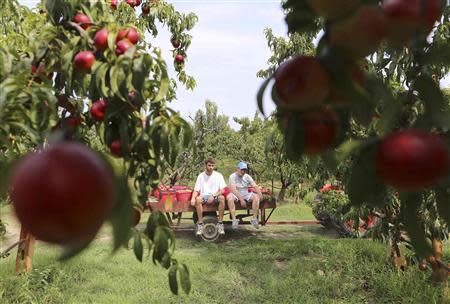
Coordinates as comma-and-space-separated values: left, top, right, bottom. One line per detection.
427, 238, 448, 283
389, 241, 406, 270
15, 226, 35, 274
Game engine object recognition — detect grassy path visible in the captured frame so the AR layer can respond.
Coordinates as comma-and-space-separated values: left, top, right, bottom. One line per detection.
1, 204, 449, 303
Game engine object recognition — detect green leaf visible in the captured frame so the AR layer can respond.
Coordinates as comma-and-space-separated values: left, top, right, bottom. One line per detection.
414, 75, 450, 128
132, 55, 146, 91
178, 263, 191, 294
110, 65, 121, 98
400, 193, 433, 259
0, 82, 19, 106
346, 143, 387, 208
161, 252, 171, 269
133, 231, 144, 262
335, 139, 364, 163
423, 42, 450, 66
109, 174, 133, 251
321, 151, 338, 173
168, 264, 178, 295
119, 119, 130, 156
256, 75, 272, 117
45, 0, 69, 26
155, 61, 169, 102
145, 211, 160, 240
169, 135, 178, 167
181, 123, 192, 148
283, 0, 317, 35
157, 211, 171, 227
284, 115, 304, 161
375, 99, 402, 136
152, 226, 169, 264
161, 125, 170, 161
161, 226, 176, 253
107, 30, 116, 53
95, 63, 109, 98
435, 186, 450, 226
0, 156, 16, 199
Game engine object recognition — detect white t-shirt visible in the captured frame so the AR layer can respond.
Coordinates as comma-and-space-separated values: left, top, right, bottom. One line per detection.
194, 171, 226, 195
229, 172, 255, 197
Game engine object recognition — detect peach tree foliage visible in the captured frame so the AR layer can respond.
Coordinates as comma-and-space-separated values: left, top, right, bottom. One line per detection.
159, 100, 238, 185
257, 28, 329, 201
263, 123, 329, 202
0, 0, 198, 294
258, 0, 450, 278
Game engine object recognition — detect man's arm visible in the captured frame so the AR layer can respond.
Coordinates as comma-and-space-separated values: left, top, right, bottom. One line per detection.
229, 180, 246, 206
214, 188, 223, 196
251, 181, 263, 200
246, 174, 262, 199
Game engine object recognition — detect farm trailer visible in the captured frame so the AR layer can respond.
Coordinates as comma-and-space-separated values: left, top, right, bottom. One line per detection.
147, 193, 277, 241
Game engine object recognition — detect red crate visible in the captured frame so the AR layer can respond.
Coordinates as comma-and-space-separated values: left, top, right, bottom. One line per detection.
176, 190, 193, 202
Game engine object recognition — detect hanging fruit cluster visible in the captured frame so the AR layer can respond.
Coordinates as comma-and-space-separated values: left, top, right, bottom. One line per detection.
258, 0, 449, 279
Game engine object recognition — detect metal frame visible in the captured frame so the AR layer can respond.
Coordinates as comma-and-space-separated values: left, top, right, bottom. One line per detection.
147, 196, 277, 228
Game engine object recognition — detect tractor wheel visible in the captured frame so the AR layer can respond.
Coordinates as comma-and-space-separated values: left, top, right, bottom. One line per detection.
200, 216, 219, 241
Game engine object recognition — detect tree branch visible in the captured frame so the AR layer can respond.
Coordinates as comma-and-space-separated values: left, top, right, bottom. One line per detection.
63, 21, 94, 45
0, 240, 24, 259
436, 259, 450, 273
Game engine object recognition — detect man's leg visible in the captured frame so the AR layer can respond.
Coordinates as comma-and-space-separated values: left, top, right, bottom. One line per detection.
208, 195, 225, 235
195, 196, 204, 223
251, 193, 260, 220
226, 194, 237, 221
249, 193, 260, 229
195, 195, 207, 235
195, 196, 204, 235
217, 195, 225, 222
227, 193, 239, 230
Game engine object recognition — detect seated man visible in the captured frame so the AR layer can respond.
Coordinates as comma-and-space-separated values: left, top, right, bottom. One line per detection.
190, 158, 226, 236
226, 161, 263, 229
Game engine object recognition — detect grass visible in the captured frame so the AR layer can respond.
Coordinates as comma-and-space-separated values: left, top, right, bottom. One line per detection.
1, 204, 449, 304
1, 228, 449, 304
268, 200, 315, 221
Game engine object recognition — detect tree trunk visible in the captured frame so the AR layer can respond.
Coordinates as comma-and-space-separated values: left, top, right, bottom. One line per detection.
15, 226, 35, 274
278, 187, 287, 202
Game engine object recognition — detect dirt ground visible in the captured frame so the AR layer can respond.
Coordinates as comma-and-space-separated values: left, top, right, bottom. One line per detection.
1, 205, 338, 255
1, 205, 21, 250
169, 223, 339, 243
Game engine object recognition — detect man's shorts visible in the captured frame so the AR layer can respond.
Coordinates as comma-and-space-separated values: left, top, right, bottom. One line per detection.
201, 194, 220, 204
229, 192, 255, 202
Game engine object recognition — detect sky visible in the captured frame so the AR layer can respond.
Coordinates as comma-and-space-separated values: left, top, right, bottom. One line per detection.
150, 0, 286, 127
21, 0, 286, 129
20, 0, 450, 129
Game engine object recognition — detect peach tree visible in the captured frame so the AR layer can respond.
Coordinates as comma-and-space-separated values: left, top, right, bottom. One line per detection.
258, 0, 450, 282
0, 0, 197, 294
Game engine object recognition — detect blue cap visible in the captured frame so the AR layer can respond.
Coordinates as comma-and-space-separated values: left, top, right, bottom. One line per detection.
237, 162, 248, 170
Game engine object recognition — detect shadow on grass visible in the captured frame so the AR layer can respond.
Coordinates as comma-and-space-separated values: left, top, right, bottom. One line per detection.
171, 224, 340, 243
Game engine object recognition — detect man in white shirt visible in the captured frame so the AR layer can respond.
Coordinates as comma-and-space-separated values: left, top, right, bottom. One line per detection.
227, 162, 263, 229
190, 158, 227, 236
